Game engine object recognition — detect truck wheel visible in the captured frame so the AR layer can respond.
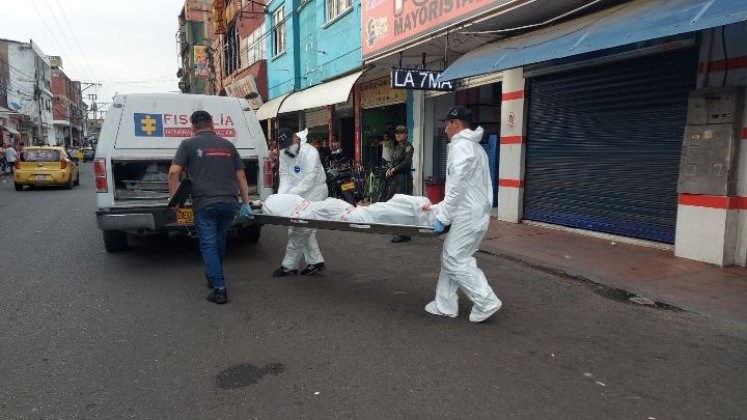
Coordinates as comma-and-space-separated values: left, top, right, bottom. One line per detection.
14, 183, 23, 191
238, 224, 261, 244
103, 230, 128, 252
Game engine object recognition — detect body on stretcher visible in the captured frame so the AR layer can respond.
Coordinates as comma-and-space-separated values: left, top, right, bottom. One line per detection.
251, 193, 448, 236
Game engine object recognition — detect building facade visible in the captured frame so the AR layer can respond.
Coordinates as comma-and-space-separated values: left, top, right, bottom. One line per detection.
360, 0, 747, 266
178, 0, 215, 95
0, 38, 54, 145
51, 57, 85, 147
257, 0, 362, 153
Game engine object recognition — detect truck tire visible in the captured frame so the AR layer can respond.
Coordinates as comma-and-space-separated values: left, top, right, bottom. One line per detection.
238, 224, 261, 244
103, 230, 128, 252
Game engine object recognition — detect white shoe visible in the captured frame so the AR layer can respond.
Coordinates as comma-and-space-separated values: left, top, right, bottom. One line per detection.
424, 301, 458, 318
469, 299, 502, 323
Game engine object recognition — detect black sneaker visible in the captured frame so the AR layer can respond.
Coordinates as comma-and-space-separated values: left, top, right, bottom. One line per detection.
300, 262, 326, 276
272, 266, 298, 277
207, 287, 228, 304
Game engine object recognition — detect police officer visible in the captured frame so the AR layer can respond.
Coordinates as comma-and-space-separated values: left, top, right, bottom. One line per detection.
385, 124, 414, 243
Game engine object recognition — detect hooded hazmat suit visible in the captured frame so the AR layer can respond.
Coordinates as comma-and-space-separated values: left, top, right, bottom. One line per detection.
428, 126, 502, 322
277, 129, 328, 271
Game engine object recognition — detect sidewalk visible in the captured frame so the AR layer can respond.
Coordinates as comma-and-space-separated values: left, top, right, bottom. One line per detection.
479, 220, 747, 325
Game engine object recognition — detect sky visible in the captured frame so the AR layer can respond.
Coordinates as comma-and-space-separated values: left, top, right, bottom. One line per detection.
3, 0, 186, 115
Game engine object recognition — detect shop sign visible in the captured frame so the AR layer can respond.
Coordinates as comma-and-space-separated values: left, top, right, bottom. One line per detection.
224, 75, 264, 109
213, 0, 226, 34
193, 46, 210, 80
391, 68, 453, 91
362, 0, 513, 58
360, 77, 407, 109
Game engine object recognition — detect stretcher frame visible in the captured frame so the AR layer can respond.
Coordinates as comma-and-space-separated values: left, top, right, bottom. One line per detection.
253, 213, 436, 237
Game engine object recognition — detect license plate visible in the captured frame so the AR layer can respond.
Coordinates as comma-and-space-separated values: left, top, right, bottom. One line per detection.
176, 208, 194, 224
36, 175, 47, 180
341, 181, 355, 192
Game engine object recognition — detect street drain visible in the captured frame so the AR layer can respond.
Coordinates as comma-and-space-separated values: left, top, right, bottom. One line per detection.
477, 250, 682, 312
216, 362, 285, 390
590, 285, 681, 311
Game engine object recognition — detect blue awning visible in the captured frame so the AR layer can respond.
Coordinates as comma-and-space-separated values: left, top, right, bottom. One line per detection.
439, 0, 747, 81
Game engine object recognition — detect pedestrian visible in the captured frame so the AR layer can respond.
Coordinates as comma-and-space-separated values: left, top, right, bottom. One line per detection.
168, 110, 253, 304
426, 106, 502, 323
5, 142, 18, 175
0, 143, 6, 174
385, 125, 414, 243
380, 132, 393, 164
272, 127, 328, 277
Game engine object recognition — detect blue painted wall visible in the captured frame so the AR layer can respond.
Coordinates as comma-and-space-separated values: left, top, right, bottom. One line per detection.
266, 0, 362, 99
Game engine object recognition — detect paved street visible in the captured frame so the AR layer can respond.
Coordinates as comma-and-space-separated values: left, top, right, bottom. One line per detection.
0, 164, 746, 419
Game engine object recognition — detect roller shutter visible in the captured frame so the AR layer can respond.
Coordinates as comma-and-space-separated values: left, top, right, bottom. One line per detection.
524, 49, 698, 243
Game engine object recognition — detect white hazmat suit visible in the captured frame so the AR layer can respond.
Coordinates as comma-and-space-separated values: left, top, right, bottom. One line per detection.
277, 129, 328, 270
427, 126, 502, 323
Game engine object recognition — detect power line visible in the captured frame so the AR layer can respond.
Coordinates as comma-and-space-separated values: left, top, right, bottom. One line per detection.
28, 0, 69, 61
51, 0, 99, 82
38, 0, 93, 82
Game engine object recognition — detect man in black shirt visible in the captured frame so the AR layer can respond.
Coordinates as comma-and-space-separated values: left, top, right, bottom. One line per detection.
168, 110, 253, 304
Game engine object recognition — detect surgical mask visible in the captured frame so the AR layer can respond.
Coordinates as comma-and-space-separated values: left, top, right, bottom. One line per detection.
284, 143, 300, 158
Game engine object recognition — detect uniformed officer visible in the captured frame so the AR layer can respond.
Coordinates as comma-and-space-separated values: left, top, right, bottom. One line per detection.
385, 124, 414, 243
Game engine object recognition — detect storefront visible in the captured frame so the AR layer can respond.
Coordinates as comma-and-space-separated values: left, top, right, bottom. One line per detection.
523, 47, 699, 243
421, 75, 502, 206
358, 76, 407, 166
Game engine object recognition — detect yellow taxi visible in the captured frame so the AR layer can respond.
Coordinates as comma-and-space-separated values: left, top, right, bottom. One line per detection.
14, 146, 80, 191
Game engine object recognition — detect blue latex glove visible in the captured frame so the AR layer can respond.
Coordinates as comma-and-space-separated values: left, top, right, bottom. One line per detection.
239, 203, 253, 220
432, 219, 446, 234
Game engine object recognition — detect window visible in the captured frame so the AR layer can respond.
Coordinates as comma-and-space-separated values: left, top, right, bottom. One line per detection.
245, 25, 266, 67
223, 25, 240, 76
272, 7, 286, 57
326, 0, 352, 22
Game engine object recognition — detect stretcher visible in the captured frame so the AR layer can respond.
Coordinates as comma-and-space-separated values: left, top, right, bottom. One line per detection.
252, 212, 439, 237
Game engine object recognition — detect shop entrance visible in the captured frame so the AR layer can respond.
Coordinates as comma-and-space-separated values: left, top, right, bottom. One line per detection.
360, 103, 406, 166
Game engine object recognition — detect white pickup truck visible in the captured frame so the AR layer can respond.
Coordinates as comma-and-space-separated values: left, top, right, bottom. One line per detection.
94, 93, 273, 252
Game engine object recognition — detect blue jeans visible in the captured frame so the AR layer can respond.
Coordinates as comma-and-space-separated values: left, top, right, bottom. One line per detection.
194, 202, 238, 289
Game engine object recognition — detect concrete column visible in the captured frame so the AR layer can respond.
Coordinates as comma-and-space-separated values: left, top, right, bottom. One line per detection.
675, 22, 747, 267
410, 90, 425, 196
497, 67, 527, 223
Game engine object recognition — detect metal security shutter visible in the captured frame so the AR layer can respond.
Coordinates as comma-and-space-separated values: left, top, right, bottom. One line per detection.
524, 49, 698, 243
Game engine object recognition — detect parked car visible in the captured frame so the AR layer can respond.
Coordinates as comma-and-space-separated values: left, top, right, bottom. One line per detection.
14, 146, 80, 191
82, 147, 95, 162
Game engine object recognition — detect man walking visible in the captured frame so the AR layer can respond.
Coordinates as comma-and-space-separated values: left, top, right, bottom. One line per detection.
5, 142, 17, 175
272, 127, 328, 277
385, 125, 414, 243
168, 110, 253, 304
426, 106, 502, 323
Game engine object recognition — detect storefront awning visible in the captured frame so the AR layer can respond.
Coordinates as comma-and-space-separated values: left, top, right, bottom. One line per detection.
2, 125, 19, 135
255, 93, 290, 121
439, 0, 747, 81
278, 71, 362, 114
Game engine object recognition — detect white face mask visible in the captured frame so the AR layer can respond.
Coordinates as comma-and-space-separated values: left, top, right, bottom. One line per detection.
284, 143, 300, 158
